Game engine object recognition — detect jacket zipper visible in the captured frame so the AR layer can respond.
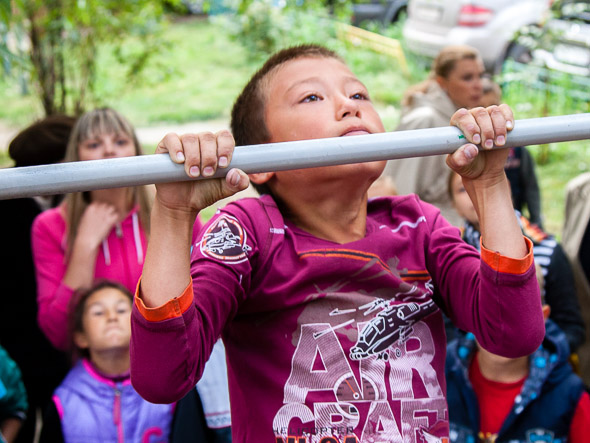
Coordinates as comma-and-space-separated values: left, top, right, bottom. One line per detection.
113, 387, 124, 443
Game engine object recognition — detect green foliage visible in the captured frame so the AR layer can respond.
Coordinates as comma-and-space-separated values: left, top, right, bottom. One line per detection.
214, 0, 352, 57
3, 0, 173, 116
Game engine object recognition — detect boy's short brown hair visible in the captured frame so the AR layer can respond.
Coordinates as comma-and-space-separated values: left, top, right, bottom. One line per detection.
230, 44, 343, 195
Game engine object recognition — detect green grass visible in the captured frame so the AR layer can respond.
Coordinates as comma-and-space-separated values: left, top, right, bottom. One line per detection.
95, 17, 260, 125
534, 142, 590, 238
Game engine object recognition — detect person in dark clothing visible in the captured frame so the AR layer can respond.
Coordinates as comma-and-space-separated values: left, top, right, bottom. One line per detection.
480, 78, 544, 228
504, 146, 543, 228
450, 170, 586, 353
1, 115, 75, 443
562, 173, 590, 387
0, 345, 28, 443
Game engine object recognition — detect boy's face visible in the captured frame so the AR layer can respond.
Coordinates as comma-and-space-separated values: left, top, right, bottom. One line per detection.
258, 56, 386, 191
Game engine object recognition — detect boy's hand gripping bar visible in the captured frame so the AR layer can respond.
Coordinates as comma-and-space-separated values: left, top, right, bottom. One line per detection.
1, 113, 589, 200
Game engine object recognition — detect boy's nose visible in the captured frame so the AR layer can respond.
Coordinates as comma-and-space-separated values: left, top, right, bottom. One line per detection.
337, 97, 361, 120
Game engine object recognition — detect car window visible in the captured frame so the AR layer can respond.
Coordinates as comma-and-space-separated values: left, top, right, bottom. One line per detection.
559, 1, 590, 22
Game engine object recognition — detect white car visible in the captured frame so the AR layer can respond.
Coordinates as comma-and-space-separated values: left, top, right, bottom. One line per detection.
529, 1, 590, 77
402, 0, 553, 73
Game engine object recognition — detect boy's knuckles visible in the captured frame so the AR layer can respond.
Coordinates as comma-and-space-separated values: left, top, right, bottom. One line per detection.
472, 107, 489, 121
216, 129, 233, 139
197, 132, 217, 145
180, 133, 200, 146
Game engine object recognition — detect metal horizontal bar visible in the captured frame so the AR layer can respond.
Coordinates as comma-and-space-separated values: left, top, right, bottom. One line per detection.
1, 113, 589, 200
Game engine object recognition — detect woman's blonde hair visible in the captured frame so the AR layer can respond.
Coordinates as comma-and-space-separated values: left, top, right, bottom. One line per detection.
403, 45, 482, 107
63, 108, 152, 251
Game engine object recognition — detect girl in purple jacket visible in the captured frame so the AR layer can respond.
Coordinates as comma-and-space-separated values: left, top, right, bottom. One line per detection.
40, 280, 173, 443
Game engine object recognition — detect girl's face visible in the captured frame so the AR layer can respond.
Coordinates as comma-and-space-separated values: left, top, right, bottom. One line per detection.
74, 287, 132, 354
450, 173, 479, 227
78, 132, 136, 161
437, 58, 485, 109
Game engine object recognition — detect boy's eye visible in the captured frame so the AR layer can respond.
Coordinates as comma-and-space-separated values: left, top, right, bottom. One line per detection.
85, 142, 100, 149
116, 138, 130, 146
90, 309, 104, 316
351, 92, 368, 100
301, 94, 321, 103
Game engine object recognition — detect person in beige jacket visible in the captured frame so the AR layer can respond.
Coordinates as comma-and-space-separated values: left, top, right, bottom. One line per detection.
384, 45, 484, 226
562, 172, 590, 385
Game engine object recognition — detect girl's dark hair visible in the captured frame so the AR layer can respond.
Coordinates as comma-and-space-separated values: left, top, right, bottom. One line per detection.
69, 279, 133, 359
230, 44, 343, 196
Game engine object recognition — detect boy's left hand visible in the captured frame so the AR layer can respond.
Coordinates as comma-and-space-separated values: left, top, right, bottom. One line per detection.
447, 104, 514, 186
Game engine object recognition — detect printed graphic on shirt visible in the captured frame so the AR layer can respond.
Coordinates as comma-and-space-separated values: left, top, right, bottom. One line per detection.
199, 215, 252, 263
273, 250, 447, 443
350, 298, 438, 361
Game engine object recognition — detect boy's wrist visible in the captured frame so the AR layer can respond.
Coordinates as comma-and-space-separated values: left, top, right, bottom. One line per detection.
152, 198, 199, 228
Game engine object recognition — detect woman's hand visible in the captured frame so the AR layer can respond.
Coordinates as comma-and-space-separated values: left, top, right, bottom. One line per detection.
154, 130, 249, 214
446, 104, 514, 188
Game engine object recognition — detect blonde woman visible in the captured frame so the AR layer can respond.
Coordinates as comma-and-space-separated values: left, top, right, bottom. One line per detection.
32, 108, 153, 350
385, 45, 485, 226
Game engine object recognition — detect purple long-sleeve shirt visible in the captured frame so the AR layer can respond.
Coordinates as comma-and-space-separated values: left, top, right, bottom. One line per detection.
131, 194, 544, 442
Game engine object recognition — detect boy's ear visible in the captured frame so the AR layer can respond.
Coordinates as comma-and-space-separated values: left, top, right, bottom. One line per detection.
73, 331, 90, 350
542, 304, 551, 321
249, 172, 275, 185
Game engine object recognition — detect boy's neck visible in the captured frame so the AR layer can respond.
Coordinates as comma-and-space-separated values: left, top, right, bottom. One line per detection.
281, 191, 369, 243
475, 349, 529, 383
89, 347, 131, 376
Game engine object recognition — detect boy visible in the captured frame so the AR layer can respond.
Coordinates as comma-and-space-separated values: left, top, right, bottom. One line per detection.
445, 293, 590, 442
130, 45, 544, 442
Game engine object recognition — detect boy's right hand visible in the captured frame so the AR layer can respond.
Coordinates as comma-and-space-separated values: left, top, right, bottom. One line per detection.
154, 130, 249, 213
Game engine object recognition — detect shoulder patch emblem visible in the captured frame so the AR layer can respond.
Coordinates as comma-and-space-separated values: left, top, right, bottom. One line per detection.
200, 215, 252, 263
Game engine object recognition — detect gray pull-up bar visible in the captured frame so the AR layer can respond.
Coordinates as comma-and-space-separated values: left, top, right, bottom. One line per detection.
1, 113, 589, 200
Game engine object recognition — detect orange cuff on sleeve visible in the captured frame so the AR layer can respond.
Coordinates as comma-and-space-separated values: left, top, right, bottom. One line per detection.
480, 236, 534, 275
134, 278, 194, 322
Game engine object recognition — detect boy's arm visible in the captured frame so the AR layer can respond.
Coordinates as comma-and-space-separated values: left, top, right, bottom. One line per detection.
130, 131, 249, 402
440, 105, 545, 354
140, 131, 249, 308
447, 105, 526, 259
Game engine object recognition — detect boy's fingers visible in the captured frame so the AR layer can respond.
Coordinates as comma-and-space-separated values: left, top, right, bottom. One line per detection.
450, 108, 481, 145
489, 105, 508, 146
157, 133, 184, 162
180, 133, 202, 178
498, 103, 515, 131
196, 132, 219, 178
223, 168, 250, 194
471, 107, 495, 150
447, 143, 479, 172
216, 130, 235, 169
